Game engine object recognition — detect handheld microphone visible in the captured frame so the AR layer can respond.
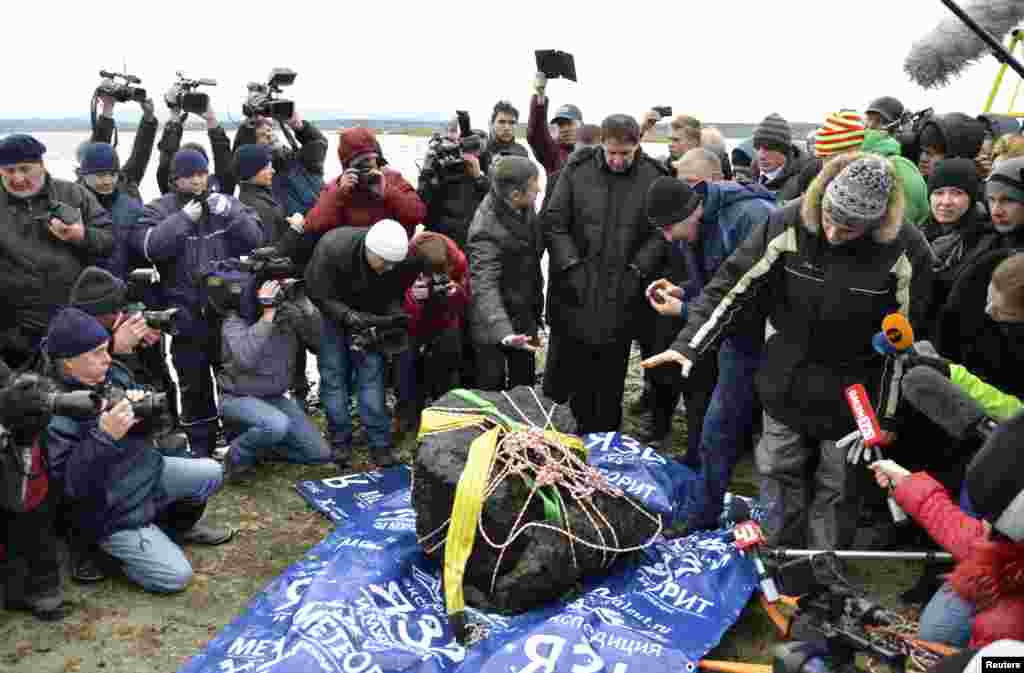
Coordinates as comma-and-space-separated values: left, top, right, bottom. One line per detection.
901, 366, 997, 442
845, 384, 907, 524
872, 313, 915, 355
729, 500, 779, 603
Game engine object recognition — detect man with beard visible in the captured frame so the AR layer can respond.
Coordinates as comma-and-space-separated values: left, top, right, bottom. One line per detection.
0, 135, 112, 368
486, 101, 529, 160
643, 154, 934, 551
134, 149, 263, 456
543, 114, 669, 433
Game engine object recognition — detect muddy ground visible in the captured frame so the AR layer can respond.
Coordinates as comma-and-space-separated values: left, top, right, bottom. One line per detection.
0, 351, 924, 672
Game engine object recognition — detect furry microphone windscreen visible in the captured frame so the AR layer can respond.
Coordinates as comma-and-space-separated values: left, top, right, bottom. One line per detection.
904, 0, 1024, 89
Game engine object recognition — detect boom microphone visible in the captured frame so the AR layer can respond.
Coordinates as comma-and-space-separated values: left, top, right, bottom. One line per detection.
901, 366, 998, 442
904, 0, 1024, 89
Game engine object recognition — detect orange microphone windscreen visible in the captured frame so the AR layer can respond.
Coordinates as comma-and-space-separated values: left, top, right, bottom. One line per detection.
881, 313, 914, 352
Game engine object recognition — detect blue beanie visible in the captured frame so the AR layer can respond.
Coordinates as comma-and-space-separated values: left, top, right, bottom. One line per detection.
0, 134, 46, 167
173, 149, 209, 178
45, 307, 110, 359
80, 143, 119, 175
235, 144, 273, 182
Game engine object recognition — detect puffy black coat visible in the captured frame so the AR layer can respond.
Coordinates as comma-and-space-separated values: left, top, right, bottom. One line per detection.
466, 191, 545, 345
419, 167, 490, 249
544, 146, 669, 345
0, 176, 113, 342
671, 153, 935, 439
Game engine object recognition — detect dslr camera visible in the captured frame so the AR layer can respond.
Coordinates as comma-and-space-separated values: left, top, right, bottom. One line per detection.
96, 70, 147, 104
424, 111, 485, 183
243, 68, 297, 121
349, 154, 381, 192
165, 71, 217, 115
105, 386, 171, 421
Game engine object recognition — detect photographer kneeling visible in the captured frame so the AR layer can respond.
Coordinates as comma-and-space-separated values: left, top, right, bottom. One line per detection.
870, 412, 1024, 649
43, 308, 232, 594
219, 280, 331, 481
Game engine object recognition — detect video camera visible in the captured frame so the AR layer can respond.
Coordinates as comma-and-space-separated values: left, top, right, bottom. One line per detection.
96, 70, 147, 104
887, 107, 934, 162
166, 71, 217, 115
243, 68, 297, 121
425, 110, 485, 183
201, 251, 303, 318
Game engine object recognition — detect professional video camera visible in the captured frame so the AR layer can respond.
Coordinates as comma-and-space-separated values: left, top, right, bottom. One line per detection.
201, 251, 303, 318
425, 110, 485, 183
243, 68, 297, 121
96, 70, 147, 104
886, 107, 934, 162
165, 71, 217, 115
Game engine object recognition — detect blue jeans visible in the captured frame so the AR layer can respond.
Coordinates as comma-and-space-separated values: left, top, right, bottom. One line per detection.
319, 319, 390, 449
919, 583, 975, 647
99, 457, 223, 593
688, 336, 762, 530
220, 394, 331, 468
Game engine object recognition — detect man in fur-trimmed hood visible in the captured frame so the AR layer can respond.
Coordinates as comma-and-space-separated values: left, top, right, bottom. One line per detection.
643, 152, 936, 551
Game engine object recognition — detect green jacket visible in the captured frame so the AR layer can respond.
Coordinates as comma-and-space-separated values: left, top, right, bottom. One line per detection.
861, 130, 930, 228
950, 364, 1023, 421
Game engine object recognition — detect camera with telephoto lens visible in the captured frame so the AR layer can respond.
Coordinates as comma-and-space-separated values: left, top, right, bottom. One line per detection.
165, 71, 217, 115
142, 308, 181, 336
96, 70, 147, 104
242, 68, 297, 121
105, 386, 171, 421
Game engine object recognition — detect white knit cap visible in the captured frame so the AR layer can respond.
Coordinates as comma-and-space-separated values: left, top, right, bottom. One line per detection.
365, 219, 409, 263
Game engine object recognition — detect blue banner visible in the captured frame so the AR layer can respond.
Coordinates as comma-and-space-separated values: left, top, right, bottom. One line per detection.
180, 438, 758, 673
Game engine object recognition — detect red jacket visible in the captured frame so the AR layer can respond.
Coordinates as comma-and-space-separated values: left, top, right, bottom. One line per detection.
402, 234, 470, 338
304, 168, 426, 237
895, 472, 1024, 648
527, 95, 574, 176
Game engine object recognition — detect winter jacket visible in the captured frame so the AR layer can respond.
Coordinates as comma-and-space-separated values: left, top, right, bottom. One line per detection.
527, 95, 574, 176
924, 206, 992, 332
232, 120, 328, 219
861, 129, 931, 228
418, 163, 490, 249
304, 227, 423, 329
0, 176, 113, 340
155, 119, 233, 195
304, 168, 426, 237
938, 248, 1024, 399
754, 145, 815, 202
485, 137, 529, 160
135, 191, 263, 337
671, 153, 935, 439
544, 146, 670, 345
894, 472, 1024, 648
78, 181, 144, 281
403, 234, 470, 339
218, 313, 298, 398
42, 362, 165, 542
467, 191, 545, 345
238, 183, 283, 246
90, 114, 158, 199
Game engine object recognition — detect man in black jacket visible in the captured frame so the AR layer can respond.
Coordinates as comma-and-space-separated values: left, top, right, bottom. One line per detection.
235, 144, 303, 246
304, 220, 422, 466
418, 124, 491, 249
543, 114, 669, 434
643, 153, 935, 550
0, 135, 113, 368
467, 155, 544, 390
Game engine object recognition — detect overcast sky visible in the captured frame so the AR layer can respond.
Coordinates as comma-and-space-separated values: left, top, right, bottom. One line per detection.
6, 1, 1020, 123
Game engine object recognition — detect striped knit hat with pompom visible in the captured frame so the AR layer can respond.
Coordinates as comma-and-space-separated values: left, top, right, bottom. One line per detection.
815, 110, 866, 158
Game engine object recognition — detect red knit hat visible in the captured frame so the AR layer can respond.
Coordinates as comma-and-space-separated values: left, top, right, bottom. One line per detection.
337, 127, 378, 166
815, 111, 866, 158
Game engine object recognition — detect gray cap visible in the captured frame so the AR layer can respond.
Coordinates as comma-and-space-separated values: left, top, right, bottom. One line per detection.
550, 104, 583, 125
823, 155, 893, 228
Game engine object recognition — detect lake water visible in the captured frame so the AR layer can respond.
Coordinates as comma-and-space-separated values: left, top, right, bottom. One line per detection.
30, 129, 682, 204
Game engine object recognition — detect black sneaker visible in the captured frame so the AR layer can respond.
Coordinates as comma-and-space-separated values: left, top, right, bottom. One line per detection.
70, 548, 106, 583
176, 523, 235, 546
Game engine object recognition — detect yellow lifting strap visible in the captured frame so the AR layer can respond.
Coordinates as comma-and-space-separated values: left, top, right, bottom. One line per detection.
443, 425, 501, 641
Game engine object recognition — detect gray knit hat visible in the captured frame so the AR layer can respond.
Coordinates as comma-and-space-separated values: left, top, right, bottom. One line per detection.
753, 113, 792, 151
987, 156, 1024, 203
823, 155, 893, 228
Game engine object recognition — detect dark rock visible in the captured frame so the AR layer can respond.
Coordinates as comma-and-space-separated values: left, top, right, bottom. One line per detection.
413, 386, 660, 614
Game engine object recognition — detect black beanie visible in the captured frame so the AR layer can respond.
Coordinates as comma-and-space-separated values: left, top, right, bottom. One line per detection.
646, 177, 701, 226
966, 411, 1024, 542
235, 144, 273, 182
69, 266, 127, 317
928, 158, 979, 206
